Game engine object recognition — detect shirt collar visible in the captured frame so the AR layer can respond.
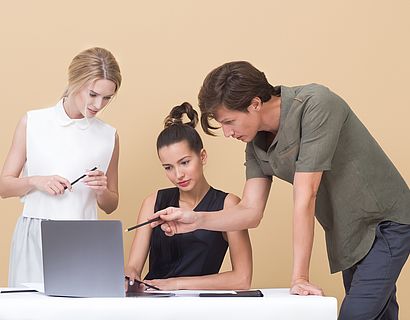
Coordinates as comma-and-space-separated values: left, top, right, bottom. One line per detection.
54, 98, 95, 129
249, 85, 296, 156
278, 85, 295, 126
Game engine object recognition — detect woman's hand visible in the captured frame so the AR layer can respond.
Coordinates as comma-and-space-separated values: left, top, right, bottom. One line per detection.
124, 266, 143, 293
82, 169, 107, 196
29, 175, 71, 195
144, 278, 179, 291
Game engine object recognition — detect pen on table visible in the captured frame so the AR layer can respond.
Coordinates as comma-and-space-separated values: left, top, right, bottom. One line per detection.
125, 276, 160, 291
64, 166, 98, 190
0, 289, 38, 294
124, 216, 161, 232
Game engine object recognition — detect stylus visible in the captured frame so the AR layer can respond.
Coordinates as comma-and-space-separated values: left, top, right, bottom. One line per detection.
64, 166, 98, 189
125, 276, 160, 290
124, 217, 161, 232
1, 289, 38, 293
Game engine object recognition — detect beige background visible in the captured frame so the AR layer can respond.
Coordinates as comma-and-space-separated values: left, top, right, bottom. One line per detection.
0, 0, 409, 317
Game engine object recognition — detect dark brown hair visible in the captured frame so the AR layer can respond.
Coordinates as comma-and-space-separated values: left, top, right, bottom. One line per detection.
156, 102, 203, 153
198, 61, 280, 135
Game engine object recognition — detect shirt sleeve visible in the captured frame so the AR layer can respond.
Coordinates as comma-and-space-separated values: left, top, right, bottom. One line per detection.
244, 143, 273, 180
295, 88, 349, 172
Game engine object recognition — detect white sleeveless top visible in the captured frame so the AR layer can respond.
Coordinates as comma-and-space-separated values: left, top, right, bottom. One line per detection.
21, 99, 116, 220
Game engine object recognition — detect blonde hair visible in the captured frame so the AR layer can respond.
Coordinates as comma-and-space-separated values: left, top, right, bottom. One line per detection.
63, 47, 122, 98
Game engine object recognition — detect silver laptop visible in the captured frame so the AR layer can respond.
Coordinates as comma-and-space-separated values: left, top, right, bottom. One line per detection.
41, 220, 126, 297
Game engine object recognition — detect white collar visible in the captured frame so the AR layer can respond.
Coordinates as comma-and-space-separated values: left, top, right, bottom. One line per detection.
54, 99, 95, 129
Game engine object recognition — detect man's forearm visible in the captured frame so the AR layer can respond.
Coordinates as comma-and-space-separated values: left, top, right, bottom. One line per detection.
200, 203, 263, 232
291, 208, 315, 283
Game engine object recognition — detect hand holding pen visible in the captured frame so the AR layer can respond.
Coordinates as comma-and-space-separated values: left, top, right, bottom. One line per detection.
30, 167, 98, 196
64, 166, 98, 189
81, 167, 109, 196
30, 175, 72, 195
125, 275, 160, 291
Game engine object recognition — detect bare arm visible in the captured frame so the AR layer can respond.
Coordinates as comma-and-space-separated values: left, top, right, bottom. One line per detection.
290, 171, 324, 296
124, 192, 156, 290
146, 193, 253, 290
85, 132, 119, 214
152, 177, 272, 234
0, 115, 71, 198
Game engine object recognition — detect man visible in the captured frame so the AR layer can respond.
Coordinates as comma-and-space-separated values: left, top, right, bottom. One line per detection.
151, 61, 410, 319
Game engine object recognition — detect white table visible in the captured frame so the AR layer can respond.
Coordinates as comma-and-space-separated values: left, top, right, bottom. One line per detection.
0, 288, 337, 320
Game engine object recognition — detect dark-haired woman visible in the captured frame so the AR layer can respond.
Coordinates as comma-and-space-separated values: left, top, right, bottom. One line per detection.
125, 102, 252, 291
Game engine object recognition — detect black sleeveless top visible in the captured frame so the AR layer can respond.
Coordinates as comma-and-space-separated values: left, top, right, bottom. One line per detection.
145, 187, 228, 280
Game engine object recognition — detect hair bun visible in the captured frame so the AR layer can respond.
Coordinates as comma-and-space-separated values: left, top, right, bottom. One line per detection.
164, 116, 183, 128
164, 102, 198, 129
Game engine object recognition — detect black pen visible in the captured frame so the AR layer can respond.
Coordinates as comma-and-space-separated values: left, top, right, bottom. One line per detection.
124, 217, 161, 232
64, 166, 98, 189
1, 289, 38, 293
125, 276, 160, 290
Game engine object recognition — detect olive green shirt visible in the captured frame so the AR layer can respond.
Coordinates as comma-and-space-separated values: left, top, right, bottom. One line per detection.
245, 84, 410, 273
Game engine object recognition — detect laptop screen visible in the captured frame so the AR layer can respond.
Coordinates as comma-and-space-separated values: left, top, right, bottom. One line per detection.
41, 220, 125, 297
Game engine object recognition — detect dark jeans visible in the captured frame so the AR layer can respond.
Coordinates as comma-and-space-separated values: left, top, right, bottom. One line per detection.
339, 221, 410, 320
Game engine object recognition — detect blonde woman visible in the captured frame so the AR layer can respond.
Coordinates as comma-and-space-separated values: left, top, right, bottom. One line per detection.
0, 47, 122, 287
